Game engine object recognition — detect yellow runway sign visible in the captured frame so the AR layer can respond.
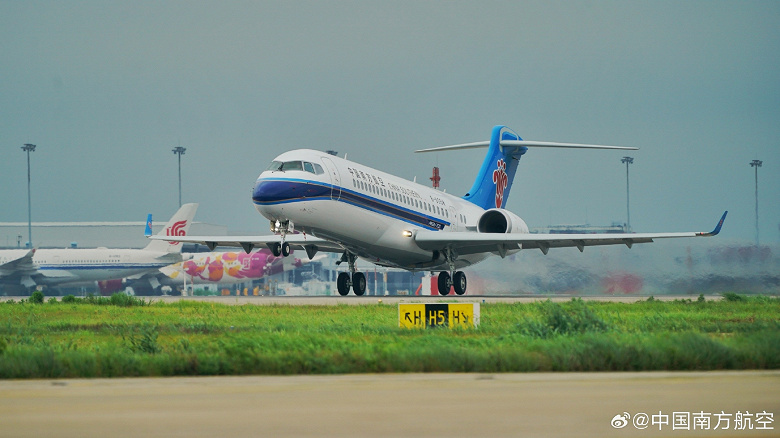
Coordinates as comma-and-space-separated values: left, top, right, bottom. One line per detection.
399, 303, 480, 329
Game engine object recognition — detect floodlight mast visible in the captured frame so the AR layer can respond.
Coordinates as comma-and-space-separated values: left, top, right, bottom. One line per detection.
750, 159, 763, 246
621, 156, 634, 233
173, 146, 187, 207
21, 143, 36, 248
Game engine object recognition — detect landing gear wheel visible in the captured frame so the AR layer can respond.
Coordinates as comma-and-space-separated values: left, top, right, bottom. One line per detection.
437, 272, 451, 295
453, 271, 467, 295
337, 272, 351, 296
281, 242, 291, 257
352, 272, 366, 296
271, 242, 282, 257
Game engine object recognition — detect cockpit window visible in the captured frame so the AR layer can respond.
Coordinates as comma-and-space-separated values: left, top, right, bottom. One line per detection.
281, 161, 303, 171
267, 160, 325, 175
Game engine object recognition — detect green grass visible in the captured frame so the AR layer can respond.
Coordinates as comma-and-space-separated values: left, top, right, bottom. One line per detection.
0, 294, 777, 378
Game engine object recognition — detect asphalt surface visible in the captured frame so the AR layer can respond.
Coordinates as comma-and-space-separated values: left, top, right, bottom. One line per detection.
1, 371, 777, 437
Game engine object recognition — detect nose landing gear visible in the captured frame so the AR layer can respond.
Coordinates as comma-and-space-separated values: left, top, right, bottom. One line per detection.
269, 220, 294, 257
270, 241, 291, 257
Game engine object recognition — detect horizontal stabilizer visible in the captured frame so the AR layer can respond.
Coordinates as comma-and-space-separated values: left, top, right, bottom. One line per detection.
416, 140, 638, 153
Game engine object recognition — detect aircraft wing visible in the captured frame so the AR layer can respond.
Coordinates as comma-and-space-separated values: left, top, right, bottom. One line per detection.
0, 250, 36, 277
146, 234, 344, 259
0, 249, 41, 289
414, 211, 727, 256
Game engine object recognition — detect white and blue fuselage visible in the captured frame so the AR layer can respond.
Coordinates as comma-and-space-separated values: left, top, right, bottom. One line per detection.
31, 248, 180, 287
252, 149, 509, 271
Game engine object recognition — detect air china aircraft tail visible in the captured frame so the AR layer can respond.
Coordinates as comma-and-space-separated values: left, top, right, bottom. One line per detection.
143, 203, 199, 253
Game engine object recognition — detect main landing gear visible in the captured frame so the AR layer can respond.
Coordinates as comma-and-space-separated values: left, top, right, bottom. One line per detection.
437, 247, 467, 295
336, 251, 366, 296
437, 270, 467, 295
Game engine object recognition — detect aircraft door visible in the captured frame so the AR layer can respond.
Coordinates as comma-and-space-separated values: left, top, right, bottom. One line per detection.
449, 206, 460, 231
320, 157, 342, 200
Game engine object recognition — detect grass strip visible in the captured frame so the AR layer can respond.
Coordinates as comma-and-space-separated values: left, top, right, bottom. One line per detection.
0, 294, 777, 378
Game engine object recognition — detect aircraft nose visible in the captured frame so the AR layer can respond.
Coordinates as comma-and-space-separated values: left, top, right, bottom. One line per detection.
252, 179, 296, 204
252, 178, 330, 205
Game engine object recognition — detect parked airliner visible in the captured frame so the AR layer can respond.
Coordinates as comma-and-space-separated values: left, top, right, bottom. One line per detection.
96, 248, 305, 295
0, 204, 197, 294
149, 125, 726, 296
163, 249, 304, 284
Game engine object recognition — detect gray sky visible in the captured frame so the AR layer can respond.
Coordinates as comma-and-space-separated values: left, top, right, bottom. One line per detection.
1, 1, 778, 243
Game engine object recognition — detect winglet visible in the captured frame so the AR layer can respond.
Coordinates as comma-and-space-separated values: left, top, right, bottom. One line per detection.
144, 214, 153, 237
697, 211, 727, 236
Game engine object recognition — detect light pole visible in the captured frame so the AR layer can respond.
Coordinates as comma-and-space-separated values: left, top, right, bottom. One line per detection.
621, 156, 633, 232
750, 159, 762, 246
172, 146, 186, 207
21, 144, 36, 248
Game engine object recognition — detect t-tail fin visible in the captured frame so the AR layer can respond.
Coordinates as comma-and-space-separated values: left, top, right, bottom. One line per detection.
143, 203, 199, 253
415, 125, 638, 210
462, 126, 526, 209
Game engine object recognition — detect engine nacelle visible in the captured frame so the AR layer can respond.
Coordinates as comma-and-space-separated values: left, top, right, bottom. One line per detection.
477, 209, 529, 234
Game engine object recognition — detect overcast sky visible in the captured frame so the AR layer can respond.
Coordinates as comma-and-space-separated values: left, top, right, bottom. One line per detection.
1, 1, 778, 244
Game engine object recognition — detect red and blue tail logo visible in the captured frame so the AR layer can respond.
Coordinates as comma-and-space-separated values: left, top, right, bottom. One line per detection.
463, 126, 527, 210
492, 159, 508, 209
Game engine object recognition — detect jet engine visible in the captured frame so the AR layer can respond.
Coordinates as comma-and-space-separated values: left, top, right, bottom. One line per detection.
477, 208, 530, 234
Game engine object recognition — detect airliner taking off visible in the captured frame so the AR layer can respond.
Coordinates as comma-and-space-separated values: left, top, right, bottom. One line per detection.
0, 204, 197, 294
149, 126, 726, 296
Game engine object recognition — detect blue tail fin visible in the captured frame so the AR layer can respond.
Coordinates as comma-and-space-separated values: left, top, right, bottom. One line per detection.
463, 125, 527, 209
144, 214, 153, 237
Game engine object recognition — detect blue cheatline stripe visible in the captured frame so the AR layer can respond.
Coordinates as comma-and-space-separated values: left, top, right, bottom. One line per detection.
38, 264, 170, 271
253, 178, 450, 231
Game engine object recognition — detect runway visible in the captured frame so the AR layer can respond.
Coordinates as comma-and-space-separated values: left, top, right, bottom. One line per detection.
158, 294, 718, 305
1, 371, 777, 437
0, 294, 724, 305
